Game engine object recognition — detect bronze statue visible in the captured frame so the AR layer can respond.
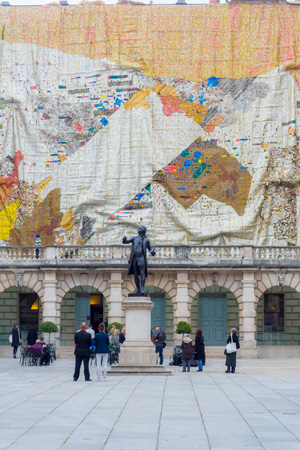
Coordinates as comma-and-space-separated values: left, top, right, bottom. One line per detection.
122, 225, 156, 295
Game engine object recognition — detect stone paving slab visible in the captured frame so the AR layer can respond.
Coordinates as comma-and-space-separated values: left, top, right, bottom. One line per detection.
1, 358, 300, 449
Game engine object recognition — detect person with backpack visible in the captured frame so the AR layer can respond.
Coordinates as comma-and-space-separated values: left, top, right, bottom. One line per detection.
154, 325, 166, 365
181, 334, 193, 372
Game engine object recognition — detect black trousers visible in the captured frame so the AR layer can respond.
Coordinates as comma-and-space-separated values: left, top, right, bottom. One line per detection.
74, 355, 90, 380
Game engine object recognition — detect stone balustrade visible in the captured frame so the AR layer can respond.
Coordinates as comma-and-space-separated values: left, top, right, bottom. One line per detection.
0, 244, 299, 268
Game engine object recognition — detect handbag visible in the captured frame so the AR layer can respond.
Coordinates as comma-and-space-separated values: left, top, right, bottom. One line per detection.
9, 334, 12, 344
225, 334, 237, 354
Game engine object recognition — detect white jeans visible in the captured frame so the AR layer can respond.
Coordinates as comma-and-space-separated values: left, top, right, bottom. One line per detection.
96, 353, 108, 379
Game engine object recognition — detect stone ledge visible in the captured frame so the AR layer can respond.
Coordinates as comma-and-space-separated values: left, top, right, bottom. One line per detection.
110, 365, 172, 375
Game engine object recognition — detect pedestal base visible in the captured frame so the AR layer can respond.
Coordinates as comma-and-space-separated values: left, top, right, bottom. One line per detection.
119, 342, 156, 366
117, 295, 172, 375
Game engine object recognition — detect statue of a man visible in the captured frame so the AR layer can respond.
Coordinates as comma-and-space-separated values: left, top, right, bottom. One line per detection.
122, 225, 156, 295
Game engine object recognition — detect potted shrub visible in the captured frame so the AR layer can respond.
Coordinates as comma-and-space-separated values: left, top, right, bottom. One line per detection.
39, 321, 59, 344
176, 321, 192, 336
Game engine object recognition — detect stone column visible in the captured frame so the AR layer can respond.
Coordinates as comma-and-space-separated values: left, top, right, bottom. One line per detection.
108, 272, 124, 323
42, 271, 59, 346
174, 272, 190, 343
240, 271, 258, 359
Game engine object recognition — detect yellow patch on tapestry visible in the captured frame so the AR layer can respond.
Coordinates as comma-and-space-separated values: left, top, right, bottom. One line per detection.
124, 89, 150, 110
0, 200, 20, 240
37, 176, 53, 202
60, 207, 75, 231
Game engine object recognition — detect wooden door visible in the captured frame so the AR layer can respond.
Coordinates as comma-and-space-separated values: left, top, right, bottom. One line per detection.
199, 295, 226, 346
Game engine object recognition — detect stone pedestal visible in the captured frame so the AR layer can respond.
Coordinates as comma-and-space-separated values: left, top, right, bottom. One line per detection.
111, 296, 171, 375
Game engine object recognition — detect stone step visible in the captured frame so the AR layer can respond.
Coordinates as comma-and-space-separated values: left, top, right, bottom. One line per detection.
58, 347, 74, 358
110, 365, 172, 376
205, 346, 226, 358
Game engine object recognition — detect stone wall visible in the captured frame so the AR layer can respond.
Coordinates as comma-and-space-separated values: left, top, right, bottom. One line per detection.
257, 286, 300, 345
103, 298, 108, 323
191, 287, 239, 338
165, 294, 174, 345
60, 291, 76, 346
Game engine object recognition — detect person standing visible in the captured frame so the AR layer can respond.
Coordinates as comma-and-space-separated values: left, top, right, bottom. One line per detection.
39, 337, 51, 365
194, 329, 205, 372
119, 327, 126, 345
109, 324, 120, 345
27, 327, 38, 346
154, 325, 166, 365
86, 323, 95, 340
73, 323, 92, 381
11, 323, 21, 358
35, 233, 41, 259
104, 317, 108, 333
181, 334, 193, 372
94, 323, 110, 381
225, 328, 240, 374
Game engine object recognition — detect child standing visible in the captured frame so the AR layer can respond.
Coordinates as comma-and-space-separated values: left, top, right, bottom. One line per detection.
35, 233, 41, 259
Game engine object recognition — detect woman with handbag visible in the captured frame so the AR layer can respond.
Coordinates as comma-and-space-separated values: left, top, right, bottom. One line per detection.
225, 328, 240, 373
11, 323, 22, 359
194, 329, 205, 372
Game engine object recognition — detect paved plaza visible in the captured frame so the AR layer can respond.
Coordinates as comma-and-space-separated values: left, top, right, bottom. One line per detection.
1, 357, 300, 450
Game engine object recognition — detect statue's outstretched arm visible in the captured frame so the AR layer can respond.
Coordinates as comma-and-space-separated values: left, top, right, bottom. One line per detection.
122, 236, 134, 244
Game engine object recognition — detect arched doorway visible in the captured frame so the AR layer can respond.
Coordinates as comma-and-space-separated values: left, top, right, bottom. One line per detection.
191, 286, 239, 346
60, 286, 107, 346
0, 287, 41, 347
144, 286, 174, 345
257, 286, 300, 346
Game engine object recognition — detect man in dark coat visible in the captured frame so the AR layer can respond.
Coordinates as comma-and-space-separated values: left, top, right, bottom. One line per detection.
73, 322, 92, 381
11, 323, 21, 358
122, 225, 155, 295
27, 327, 38, 346
154, 325, 166, 365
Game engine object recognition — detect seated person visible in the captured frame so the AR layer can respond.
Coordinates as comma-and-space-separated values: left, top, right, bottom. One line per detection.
29, 340, 44, 358
39, 337, 51, 365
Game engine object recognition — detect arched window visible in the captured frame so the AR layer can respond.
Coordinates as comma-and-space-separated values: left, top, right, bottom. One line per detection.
19, 293, 39, 334
264, 293, 284, 332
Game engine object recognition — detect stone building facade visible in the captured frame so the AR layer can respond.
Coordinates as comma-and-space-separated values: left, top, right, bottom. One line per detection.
0, 245, 299, 358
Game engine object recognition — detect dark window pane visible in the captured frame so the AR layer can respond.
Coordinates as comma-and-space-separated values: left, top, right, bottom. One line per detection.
19, 294, 39, 333
264, 294, 284, 332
